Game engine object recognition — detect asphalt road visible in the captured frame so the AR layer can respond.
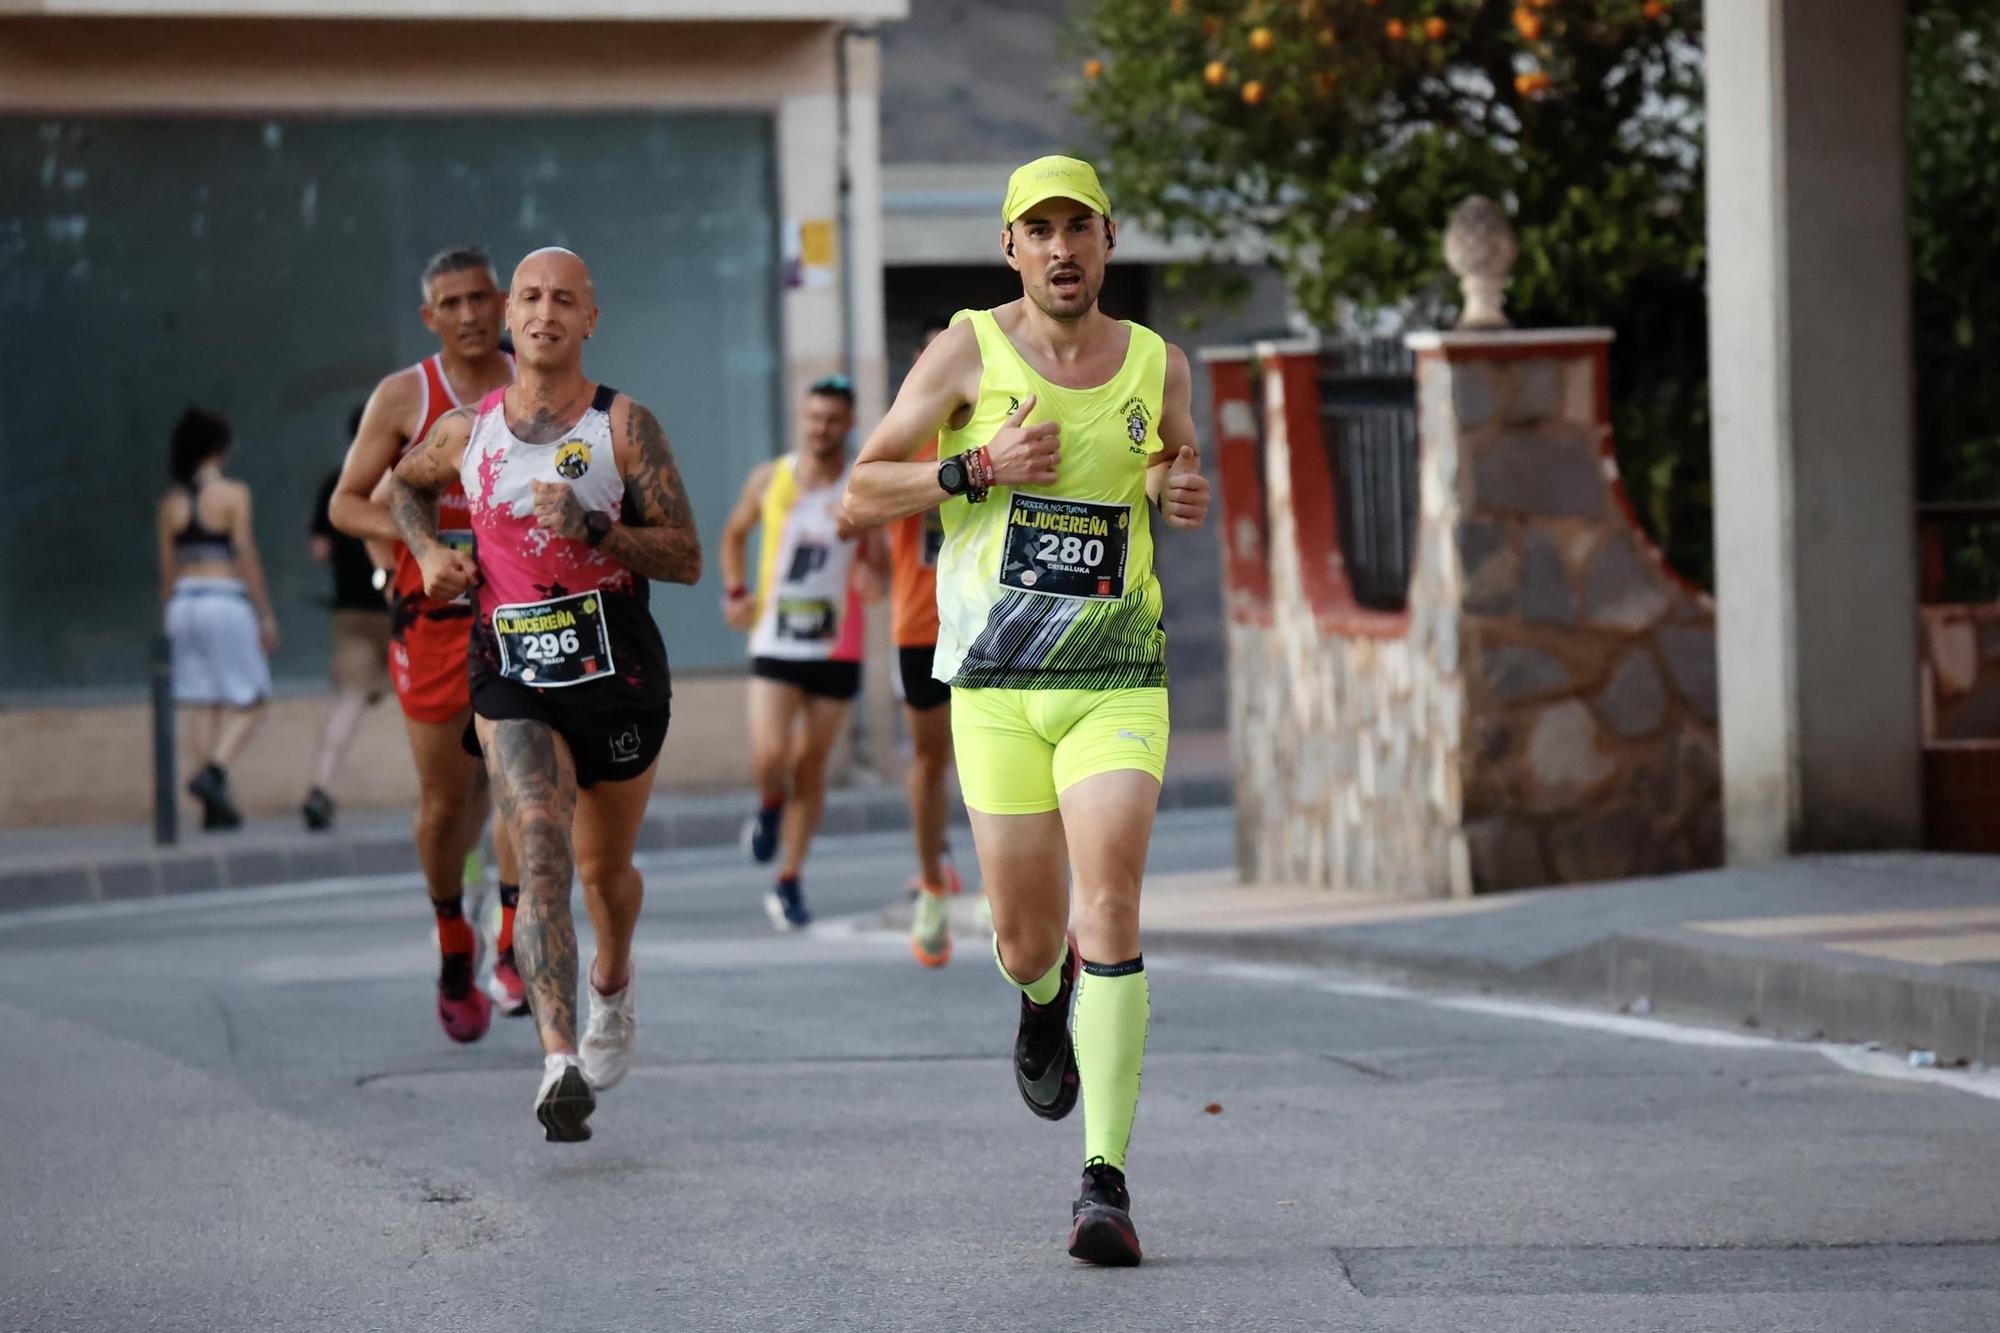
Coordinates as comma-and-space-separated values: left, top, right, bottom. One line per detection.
3, 808, 1998, 1332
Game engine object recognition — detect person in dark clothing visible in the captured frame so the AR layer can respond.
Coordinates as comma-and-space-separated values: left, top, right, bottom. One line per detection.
301, 407, 393, 831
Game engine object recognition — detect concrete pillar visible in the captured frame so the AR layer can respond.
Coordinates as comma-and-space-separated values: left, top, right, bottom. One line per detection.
1706, 0, 1921, 859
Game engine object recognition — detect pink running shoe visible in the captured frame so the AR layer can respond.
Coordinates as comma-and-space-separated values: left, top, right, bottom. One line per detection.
491, 949, 531, 1018
437, 952, 493, 1043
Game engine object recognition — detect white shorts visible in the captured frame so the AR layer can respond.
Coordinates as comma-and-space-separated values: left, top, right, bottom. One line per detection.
168, 578, 271, 708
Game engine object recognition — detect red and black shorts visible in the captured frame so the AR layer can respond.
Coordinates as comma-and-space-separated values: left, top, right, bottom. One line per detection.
389, 596, 474, 725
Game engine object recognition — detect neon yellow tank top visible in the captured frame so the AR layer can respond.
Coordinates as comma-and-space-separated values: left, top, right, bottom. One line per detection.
933, 308, 1168, 690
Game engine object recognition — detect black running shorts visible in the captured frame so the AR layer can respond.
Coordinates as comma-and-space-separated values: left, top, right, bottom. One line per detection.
465, 598, 671, 789
751, 656, 861, 702
896, 644, 950, 713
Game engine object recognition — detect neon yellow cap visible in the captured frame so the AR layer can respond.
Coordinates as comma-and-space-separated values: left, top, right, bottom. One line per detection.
1001, 155, 1112, 226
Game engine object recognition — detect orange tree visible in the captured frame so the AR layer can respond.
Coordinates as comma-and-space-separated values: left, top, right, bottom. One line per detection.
1070, 0, 1712, 582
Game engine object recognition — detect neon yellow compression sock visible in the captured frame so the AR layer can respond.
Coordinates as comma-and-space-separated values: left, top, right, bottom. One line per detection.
1074, 957, 1150, 1172
993, 934, 1067, 1006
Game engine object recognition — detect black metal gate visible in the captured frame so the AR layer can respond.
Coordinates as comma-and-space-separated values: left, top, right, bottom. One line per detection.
1318, 339, 1419, 612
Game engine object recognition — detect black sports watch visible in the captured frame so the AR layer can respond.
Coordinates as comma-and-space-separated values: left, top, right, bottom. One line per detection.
584, 510, 614, 548
937, 455, 970, 497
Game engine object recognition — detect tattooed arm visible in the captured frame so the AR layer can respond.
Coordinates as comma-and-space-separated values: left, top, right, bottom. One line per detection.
389, 408, 478, 600
602, 396, 704, 585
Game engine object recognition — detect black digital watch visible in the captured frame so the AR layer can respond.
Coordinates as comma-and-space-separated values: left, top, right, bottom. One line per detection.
584, 510, 614, 548
937, 455, 970, 497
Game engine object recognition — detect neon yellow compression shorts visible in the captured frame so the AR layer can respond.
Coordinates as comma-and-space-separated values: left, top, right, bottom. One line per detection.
950, 686, 1170, 815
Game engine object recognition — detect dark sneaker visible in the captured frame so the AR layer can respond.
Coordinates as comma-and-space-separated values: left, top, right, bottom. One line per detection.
188, 764, 243, 832
1013, 935, 1079, 1121
1068, 1159, 1143, 1266
764, 877, 812, 931
742, 803, 783, 864
535, 1054, 596, 1143
301, 786, 335, 832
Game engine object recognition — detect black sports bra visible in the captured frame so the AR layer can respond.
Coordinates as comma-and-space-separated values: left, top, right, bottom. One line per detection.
173, 482, 236, 563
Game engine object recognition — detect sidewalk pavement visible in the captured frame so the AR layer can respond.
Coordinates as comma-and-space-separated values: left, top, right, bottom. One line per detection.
886, 850, 2000, 1068
0, 727, 1234, 913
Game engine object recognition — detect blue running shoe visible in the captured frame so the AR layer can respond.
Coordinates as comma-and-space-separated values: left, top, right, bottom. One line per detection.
742, 802, 783, 864
764, 875, 812, 931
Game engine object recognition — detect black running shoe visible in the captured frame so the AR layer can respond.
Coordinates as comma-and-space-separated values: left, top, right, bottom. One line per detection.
189, 764, 243, 831
301, 786, 335, 832
1013, 935, 1079, 1121
742, 803, 783, 865
535, 1055, 596, 1143
1068, 1159, 1143, 1266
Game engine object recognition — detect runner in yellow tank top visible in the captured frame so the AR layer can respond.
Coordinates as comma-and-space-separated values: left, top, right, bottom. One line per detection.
843, 156, 1211, 1268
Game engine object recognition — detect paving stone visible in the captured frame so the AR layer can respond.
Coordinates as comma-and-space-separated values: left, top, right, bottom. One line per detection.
1471, 429, 1606, 519
1504, 358, 1561, 426
1547, 804, 1653, 881
1597, 647, 1667, 740
1582, 530, 1672, 630
1656, 621, 1718, 719
1449, 359, 1502, 431
1482, 643, 1572, 702
1525, 700, 1615, 804
1520, 527, 1576, 625
1464, 816, 1548, 891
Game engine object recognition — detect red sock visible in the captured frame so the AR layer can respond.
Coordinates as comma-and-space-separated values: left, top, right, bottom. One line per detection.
496, 882, 519, 954
433, 895, 474, 956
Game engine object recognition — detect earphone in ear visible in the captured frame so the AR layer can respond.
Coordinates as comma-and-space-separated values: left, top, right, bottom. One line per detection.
1005, 240, 1015, 257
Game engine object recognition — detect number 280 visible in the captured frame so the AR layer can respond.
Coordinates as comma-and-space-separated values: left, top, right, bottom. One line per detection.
1035, 533, 1104, 567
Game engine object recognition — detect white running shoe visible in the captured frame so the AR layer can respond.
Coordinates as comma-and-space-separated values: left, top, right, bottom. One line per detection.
535, 1053, 595, 1143
580, 973, 637, 1092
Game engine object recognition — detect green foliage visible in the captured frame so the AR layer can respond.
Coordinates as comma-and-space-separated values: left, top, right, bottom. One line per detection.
1910, 0, 2000, 600
1068, 0, 1712, 583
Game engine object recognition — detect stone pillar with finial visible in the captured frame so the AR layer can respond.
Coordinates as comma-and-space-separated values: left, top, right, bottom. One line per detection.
1444, 196, 1518, 331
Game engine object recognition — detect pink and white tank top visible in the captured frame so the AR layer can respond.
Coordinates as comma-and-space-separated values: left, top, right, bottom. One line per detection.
461, 383, 637, 640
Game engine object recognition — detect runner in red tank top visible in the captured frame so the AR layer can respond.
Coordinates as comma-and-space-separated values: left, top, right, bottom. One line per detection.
328, 246, 523, 1044
390, 246, 702, 1143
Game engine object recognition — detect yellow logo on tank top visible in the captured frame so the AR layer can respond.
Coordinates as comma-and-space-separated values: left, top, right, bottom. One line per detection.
555, 439, 591, 480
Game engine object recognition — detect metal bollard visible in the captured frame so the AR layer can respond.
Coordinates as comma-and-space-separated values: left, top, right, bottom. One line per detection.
151, 632, 177, 846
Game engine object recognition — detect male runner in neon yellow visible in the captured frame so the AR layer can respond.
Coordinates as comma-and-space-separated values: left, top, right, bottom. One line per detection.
844, 156, 1210, 1266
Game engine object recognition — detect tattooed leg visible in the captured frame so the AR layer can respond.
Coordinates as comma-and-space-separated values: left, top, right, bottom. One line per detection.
478, 716, 580, 1054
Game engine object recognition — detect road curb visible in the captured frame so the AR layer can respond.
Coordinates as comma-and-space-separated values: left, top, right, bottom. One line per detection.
1141, 923, 2000, 1070
0, 772, 1234, 915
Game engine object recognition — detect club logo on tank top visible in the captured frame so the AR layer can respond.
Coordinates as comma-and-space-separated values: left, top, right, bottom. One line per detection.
1121, 396, 1152, 452
555, 439, 591, 480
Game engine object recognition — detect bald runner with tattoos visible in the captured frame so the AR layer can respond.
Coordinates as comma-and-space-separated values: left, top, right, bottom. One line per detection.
389, 247, 702, 1142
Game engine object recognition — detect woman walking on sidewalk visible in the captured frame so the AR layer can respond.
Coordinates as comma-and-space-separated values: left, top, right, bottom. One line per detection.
157, 406, 279, 830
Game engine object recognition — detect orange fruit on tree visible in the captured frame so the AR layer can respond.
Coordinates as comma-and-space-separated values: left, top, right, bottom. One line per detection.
1249, 25, 1275, 52
1083, 58, 1104, 80
1424, 16, 1446, 39
1204, 59, 1230, 87
1643, 0, 1667, 17
1513, 7, 1543, 39
1241, 79, 1266, 105
1385, 18, 1406, 39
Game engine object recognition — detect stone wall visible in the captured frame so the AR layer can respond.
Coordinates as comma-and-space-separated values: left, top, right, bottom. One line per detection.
1433, 335, 1721, 889
1204, 330, 1721, 896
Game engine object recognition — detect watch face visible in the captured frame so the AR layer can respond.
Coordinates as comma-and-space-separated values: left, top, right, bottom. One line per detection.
940, 458, 965, 492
